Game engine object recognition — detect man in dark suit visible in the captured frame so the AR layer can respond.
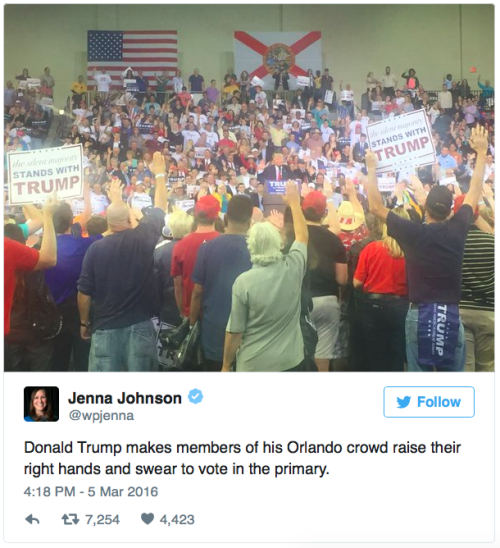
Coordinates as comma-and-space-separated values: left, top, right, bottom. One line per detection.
273, 69, 290, 91
353, 133, 369, 163
249, 182, 265, 211
261, 153, 291, 183
198, 149, 214, 171
256, 139, 275, 165
291, 159, 311, 183
260, 153, 292, 214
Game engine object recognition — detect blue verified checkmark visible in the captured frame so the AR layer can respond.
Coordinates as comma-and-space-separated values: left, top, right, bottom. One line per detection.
188, 389, 203, 404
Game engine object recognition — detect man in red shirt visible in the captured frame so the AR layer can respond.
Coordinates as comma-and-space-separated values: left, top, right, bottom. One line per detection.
218, 129, 237, 150
4, 197, 58, 335
171, 195, 221, 318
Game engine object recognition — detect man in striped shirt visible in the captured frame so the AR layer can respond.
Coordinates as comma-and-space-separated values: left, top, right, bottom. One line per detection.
454, 195, 495, 372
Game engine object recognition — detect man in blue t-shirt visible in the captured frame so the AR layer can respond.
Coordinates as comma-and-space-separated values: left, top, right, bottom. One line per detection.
45, 179, 97, 372
77, 152, 168, 372
364, 125, 489, 372
190, 196, 253, 371
189, 69, 204, 93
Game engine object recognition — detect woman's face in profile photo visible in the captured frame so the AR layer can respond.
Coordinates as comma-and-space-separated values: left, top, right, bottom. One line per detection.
33, 390, 47, 415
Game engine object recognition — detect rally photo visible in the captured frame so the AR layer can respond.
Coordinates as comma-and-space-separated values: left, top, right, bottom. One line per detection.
4, 4, 494, 374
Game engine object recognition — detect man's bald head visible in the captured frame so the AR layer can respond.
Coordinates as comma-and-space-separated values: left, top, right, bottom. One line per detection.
107, 202, 131, 232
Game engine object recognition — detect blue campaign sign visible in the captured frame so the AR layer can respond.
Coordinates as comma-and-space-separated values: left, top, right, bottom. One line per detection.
267, 180, 287, 195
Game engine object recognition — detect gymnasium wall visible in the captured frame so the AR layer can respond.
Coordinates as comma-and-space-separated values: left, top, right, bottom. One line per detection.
4, 4, 495, 106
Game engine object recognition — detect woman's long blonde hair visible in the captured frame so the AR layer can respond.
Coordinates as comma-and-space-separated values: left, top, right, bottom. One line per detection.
381, 208, 409, 259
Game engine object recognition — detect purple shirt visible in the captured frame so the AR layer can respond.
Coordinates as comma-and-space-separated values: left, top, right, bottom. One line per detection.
463, 105, 478, 124
45, 231, 102, 305
205, 86, 220, 104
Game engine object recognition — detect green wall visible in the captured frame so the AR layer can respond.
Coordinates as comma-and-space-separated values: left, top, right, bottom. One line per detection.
4, 4, 494, 106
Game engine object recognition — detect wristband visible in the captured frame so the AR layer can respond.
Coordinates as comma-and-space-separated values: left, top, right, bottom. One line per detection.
155, 173, 166, 178
80, 322, 91, 328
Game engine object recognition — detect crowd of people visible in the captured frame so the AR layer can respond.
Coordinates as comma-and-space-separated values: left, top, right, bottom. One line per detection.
4, 62, 495, 373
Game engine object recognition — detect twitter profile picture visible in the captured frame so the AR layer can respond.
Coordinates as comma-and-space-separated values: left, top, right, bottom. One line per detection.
397, 396, 411, 409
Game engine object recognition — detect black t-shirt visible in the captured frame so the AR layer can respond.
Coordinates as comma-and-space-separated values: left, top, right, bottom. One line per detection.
77, 208, 165, 331
306, 225, 347, 298
386, 205, 473, 304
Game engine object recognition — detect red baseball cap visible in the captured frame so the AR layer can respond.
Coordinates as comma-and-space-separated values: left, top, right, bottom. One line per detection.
195, 195, 220, 220
302, 191, 327, 216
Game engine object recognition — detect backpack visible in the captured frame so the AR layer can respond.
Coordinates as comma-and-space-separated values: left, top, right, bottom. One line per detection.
7, 271, 62, 345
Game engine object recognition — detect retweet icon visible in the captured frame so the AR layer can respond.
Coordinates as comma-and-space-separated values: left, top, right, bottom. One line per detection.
397, 396, 411, 409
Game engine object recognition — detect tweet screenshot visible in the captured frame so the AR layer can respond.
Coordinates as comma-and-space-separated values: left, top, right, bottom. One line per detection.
2, 2, 497, 547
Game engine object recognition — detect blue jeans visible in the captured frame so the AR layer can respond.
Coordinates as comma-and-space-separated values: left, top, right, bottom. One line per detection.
89, 320, 158, 372
405, 307, 466, 372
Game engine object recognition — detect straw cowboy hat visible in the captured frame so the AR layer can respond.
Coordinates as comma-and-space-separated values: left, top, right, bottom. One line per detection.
337, 201, 364, 231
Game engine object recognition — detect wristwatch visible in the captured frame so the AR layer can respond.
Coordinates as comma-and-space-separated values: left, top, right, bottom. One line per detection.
80, 321, 91, 328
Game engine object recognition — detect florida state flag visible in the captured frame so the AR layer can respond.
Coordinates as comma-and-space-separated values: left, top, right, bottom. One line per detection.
234, 31, 322, 90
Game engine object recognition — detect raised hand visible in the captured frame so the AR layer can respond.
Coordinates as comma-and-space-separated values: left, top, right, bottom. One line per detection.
345, 178, 356, 197
482, 182, 494, 199
150, 151, 167, 176
409, 174, 424, 192
43, 193, 59, 217
300, 182, 311, 198
284, 180, 301, 205
322, 180, 334, 199
267, 209, 284, 229
365, 150, 378, 171
108, 177, 124, 203
469, 125, 489, 155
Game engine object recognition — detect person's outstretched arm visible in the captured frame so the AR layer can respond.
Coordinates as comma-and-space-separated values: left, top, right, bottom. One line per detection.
150, 151, 168, 211
35, 195, 58, 270
364, 151, 389, 221
284, 180, 308, 245
22, 204, 43, 235
464, 126, 488, 210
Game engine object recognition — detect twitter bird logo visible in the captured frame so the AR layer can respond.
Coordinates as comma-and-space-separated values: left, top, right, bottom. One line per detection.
397, 396, 411, 409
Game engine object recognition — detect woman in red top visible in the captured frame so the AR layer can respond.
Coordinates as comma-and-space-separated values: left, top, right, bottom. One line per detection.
253, 120, 264, 142
353, 207, 409, 372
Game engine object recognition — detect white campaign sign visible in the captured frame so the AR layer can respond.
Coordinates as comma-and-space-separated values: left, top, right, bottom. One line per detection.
324, 90, 334, 104
175, 199, 195, 212
251, 76, 266, 87
291, 108, 306, 119
366, 109, 436, 174
377, 176, 397, 192
296, 76, 310, 87
439, 176, 459, 187
26, 78, 41, 88
7, 144, 83, 205
195, 147, 208, 158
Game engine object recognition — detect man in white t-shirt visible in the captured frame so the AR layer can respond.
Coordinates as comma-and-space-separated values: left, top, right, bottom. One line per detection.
200, 123, 219, 148
320, 120, 335, 143
437, 84, 453, 112
128, 183, 153, 210
394, 90, 405, 107
93, 69, 112, 93
91, 183, 109, 215
182, 123, 201, 148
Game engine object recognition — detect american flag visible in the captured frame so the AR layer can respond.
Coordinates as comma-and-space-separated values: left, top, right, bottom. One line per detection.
87, 30, 177, 90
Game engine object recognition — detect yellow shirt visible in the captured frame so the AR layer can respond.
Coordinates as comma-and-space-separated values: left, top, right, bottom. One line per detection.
269, 127, 287, 147
71, 82, 87, 94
